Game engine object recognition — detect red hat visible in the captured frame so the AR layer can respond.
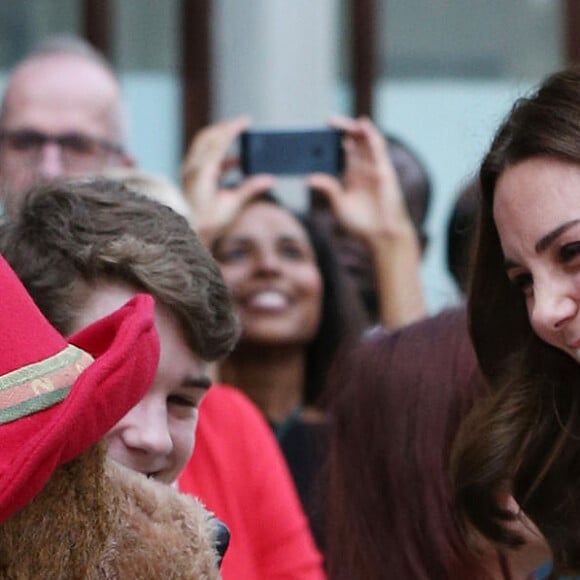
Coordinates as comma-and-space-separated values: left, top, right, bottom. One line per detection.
0, 254, 159, 523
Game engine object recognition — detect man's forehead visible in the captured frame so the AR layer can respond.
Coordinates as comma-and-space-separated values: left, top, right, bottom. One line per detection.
1, 54, 120, 137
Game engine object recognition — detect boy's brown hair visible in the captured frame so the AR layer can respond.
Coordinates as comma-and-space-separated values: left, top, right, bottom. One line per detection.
0, 177, 239, 361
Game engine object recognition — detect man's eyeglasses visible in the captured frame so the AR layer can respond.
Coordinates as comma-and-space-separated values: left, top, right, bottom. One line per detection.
0, 129, 125, 171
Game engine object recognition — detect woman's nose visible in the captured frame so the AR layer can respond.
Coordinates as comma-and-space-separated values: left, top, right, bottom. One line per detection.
255, 249, 282, 273
531, 276, 578, 334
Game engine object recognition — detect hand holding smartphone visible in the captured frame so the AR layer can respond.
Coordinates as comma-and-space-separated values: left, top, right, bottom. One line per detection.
240, 128, 344, 177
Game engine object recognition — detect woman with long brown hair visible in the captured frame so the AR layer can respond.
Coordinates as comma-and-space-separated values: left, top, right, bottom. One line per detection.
452, 66, 580, 578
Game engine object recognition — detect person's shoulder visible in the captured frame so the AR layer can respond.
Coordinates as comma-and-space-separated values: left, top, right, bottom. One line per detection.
194, 384, 285, 479
202, 383, 260, 413
200, 384, 272, 435
203, 383, 249, 401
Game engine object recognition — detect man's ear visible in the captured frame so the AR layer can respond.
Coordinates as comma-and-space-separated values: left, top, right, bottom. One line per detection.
121, 153, 136, 168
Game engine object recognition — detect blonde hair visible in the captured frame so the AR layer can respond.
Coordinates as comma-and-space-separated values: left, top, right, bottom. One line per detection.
102, 167, 193, 222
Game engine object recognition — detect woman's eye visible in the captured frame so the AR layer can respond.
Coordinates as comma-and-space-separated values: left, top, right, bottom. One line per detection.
281, 246, 303, 259
216, 246, 248, 263
559, 242, 580, 263
279, 242, 312, 260
509, 272, 533, 295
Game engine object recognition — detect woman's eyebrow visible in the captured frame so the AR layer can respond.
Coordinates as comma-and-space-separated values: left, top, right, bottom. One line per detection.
535, 219, 580, 253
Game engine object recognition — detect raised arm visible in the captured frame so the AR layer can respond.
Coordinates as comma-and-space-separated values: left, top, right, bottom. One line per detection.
307, 116, 426, 328
181, 116, 275, 247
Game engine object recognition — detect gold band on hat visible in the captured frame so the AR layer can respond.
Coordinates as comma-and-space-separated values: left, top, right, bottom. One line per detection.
0, 345, 94, 425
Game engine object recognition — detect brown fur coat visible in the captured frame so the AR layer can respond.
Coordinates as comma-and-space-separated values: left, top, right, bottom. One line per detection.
0, 443, 221, 579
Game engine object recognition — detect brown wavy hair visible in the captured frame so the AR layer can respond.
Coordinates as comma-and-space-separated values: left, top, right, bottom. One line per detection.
452, 66, 580, 577
0, 177, 239, 361
326, 308, 502, 579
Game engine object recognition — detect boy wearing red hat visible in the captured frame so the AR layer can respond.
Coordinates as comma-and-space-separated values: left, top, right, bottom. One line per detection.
0, 254, 224, 577
0, 177, 240, 485
0, 176, 326, 580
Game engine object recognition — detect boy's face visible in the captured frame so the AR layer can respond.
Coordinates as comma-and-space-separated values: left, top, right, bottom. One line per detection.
70, 280, 210, 483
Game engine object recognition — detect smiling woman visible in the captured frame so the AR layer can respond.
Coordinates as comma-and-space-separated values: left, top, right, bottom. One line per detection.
211, 193, 367, 548
450, 66, 580, 578
180, 115, 414, 555
213, 200, 323, 353
494, 158, 580, 360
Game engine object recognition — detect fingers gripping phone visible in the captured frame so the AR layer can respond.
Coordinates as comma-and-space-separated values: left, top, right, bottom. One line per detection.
240, 128, 344, 176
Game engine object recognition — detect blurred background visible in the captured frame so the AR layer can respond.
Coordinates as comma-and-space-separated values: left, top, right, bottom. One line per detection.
0, 0, 571, 312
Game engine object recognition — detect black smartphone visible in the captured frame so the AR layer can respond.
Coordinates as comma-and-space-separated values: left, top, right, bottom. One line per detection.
240, 128, 344, 176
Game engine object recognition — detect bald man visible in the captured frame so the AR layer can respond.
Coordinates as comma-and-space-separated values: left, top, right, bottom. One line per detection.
0, 36, 133, 216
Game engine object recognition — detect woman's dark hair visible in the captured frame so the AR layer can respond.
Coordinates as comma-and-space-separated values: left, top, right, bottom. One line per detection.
326, 308, 496, 580
446, 176, 480, 295
452, 66, 580, 577
387, 133, 432, 249
298, 211, 367, 407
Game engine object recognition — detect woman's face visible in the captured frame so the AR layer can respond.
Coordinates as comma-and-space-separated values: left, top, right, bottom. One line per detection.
214, 201, 323, 346
494, 156, 580, 361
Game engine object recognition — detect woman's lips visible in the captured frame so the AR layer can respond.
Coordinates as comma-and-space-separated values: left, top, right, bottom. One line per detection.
243, 290, 290, 310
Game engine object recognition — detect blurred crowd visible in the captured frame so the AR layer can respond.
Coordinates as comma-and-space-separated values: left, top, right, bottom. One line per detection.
3, 34, 580, 580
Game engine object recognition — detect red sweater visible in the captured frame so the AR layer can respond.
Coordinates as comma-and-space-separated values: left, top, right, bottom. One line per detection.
179, 384, 326, 580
